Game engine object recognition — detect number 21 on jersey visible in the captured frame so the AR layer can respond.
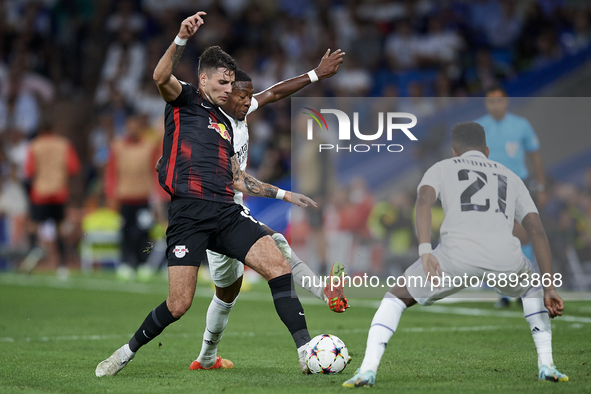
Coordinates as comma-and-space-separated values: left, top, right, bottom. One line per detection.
458, 169, 508, 218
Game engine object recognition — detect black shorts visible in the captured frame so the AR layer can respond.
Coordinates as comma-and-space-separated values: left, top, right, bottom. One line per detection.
30, 203, 64, 223
166, 197, 267, 267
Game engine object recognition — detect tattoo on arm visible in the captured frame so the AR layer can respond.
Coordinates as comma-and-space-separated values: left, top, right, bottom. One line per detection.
232, 156, 242, 180
232, 156, 276, 198
243, 174, 277, 198
171, 45, 185, 72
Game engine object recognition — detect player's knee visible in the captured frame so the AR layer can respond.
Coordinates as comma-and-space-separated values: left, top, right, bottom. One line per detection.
268, 247, 291, 276
269, 259, 291, 280
215, 278, 242, 303
167, 297, 193, 318
387, 285, 416, 307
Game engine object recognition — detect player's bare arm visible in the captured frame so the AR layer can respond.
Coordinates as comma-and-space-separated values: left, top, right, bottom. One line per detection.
416, 185, 442, 283
231, 156, 316, 208
153, 11, 206, 102
253, 48, 345, 107
521, 212, 564, 318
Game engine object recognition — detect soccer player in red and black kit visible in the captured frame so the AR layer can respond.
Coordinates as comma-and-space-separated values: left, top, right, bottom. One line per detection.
96, 11, 316, 376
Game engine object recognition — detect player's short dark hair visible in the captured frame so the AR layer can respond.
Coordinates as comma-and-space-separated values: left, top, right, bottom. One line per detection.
234, 69, 252, 83
452, 121, 487, 153
485, 84, 507, 97
198, 46, 237, 77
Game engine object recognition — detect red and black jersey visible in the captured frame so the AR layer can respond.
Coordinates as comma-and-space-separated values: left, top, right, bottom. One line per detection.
159, 82, 235, 203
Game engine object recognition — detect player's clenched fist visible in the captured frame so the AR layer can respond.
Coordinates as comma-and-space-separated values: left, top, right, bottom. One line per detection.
178, 11, 206, 39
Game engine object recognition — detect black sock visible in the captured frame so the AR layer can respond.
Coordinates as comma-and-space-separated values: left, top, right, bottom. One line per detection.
128, 301, 178, 352
268, 273, 311, 348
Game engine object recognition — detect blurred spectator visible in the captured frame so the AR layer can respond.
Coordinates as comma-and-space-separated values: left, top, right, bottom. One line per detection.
415, 16, 464, 67
569, 11, 591, 52
95, 28, 146, 106
106, 0, 146, 35
462, 48, 512, 94
532, 27, 563, 69
0, 164, 28, 249
384, 20, 420, 71
367, 192, 415, 273
469, 0, 502, 33
102, 89, 135, 137
105, 115, 158, 279
51, 0, 95, 91
332, 59, 373, 96
516, 2, 549, 68
323, 178, 375, 274
398, 82, 436, 118
349, 21, 382, 70
23, 121, 81, 277
88, 111, 115, 175
324, 185, 354, 272
347, 178, 376, 273
79, 194, 122, 271
3, 127, 29, 176
0, 63, 46, 137
483, 0, 522, 49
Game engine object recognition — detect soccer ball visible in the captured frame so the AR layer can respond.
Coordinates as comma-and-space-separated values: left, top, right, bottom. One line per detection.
305, 334, 349, 374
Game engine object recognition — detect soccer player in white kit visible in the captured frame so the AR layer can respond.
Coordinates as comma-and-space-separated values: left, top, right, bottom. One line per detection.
343, 121, 568, 387
190, 51, 350, 371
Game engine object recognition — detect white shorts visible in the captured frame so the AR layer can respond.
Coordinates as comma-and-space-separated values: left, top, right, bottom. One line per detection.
206, 249, 244, 288
404, 245, 539, 306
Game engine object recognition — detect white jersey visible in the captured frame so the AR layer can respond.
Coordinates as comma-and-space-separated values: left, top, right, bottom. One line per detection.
418, 150, 538, 272
220, 97, 259, 206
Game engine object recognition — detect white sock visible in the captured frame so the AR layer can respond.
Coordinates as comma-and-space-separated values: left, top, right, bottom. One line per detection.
122, 343, 135, 360
359, 293, 407, 374
196, 294, 236, 367
272, 233, 326, 302
522, 289, 554, 368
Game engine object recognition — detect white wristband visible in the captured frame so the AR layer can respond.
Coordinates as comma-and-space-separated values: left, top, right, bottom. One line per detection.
276, 189, 286, 200
307, 70, 319, 83
418, 243, 432, 257
174, 35, 188, 46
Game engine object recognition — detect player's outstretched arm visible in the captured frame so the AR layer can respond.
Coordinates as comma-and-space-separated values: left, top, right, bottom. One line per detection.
153, 11, 206, 102
416, 185, 442, 283
231, 156, 317, 208
253, 49, 345, 108
521, 212, 564, 318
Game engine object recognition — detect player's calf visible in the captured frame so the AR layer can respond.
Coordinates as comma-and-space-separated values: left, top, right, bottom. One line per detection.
246, 235, 312, 371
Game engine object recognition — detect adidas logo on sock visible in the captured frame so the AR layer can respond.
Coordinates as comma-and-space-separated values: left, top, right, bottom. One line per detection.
379, 342, 388, 349
532, 327, 541, 333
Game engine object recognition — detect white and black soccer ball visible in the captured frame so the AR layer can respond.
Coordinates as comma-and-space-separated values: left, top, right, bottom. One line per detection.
305, 334, 349, 374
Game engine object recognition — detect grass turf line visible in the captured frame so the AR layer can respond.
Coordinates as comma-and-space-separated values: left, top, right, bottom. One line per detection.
0, 274, 589, 393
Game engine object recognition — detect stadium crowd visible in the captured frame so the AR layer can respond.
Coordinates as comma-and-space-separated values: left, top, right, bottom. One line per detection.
0, 0, 590, 287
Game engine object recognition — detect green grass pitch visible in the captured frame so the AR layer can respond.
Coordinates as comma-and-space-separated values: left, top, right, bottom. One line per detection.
0, 272, 589, 394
